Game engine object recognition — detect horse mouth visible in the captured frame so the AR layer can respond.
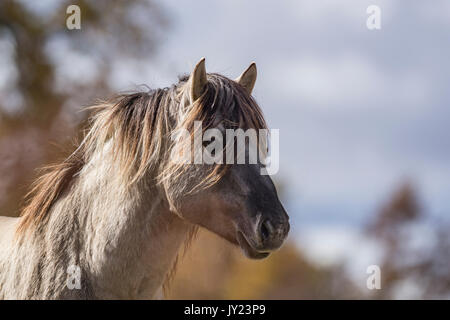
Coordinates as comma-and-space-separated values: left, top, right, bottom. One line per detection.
236, 231, 270, 260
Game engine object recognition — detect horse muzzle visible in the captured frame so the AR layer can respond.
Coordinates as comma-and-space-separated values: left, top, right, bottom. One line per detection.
236, 214, 290, 259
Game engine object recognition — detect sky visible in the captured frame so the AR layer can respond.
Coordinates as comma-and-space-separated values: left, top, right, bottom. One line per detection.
106, 0, 450, 233
5, 0, 450, 268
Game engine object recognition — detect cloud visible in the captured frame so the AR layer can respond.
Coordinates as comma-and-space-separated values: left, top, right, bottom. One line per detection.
267, 53, 430, 111
415, 0, 450, 25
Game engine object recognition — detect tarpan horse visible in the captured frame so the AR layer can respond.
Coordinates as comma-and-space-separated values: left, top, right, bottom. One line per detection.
0, 58, 289, 299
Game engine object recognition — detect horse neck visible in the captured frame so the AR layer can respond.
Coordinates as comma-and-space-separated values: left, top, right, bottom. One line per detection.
45, 142, 190, 298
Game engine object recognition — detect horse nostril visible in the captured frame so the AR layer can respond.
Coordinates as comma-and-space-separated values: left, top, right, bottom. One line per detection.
260, 220, 274, 241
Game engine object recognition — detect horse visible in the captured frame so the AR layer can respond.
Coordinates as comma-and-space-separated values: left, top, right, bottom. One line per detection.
0, 58, 290, 299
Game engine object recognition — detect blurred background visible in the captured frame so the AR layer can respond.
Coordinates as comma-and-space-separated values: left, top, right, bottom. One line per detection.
0, 0, 449, 299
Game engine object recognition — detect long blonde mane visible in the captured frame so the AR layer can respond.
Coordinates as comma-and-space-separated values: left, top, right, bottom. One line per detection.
17, 73, 267, 234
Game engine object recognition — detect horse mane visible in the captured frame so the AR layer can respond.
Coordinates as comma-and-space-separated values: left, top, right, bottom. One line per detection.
16, 73, 267, 235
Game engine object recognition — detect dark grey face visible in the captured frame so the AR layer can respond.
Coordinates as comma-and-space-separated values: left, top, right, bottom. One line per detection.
220, 164, 290, 259
173, 58, 289, 259
178, 163, 290, 259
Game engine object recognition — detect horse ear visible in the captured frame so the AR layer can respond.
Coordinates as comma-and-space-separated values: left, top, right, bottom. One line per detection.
235, 62, 257, 95
189, 57, 207, 102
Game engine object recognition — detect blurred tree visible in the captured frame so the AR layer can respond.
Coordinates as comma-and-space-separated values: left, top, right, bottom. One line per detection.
0, 0, 167, 216
367, 182, 450, 299
368, 183, 421, 237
